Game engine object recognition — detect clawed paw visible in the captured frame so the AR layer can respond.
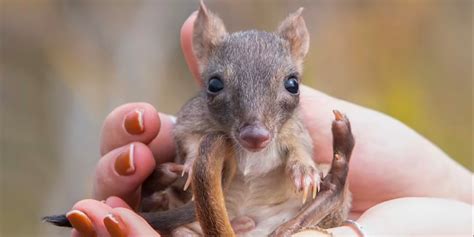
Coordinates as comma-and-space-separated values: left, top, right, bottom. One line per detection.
181, 159, 195, 191
288, 162, 321, 204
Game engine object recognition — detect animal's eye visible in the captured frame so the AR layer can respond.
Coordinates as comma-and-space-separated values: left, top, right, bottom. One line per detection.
284, 76, 299, 94
208, 77, 224, 93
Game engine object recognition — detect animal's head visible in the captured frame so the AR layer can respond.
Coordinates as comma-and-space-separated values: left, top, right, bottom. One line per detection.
193, 1, 309, 152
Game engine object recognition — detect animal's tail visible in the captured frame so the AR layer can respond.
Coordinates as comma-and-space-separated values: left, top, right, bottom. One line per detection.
43, 201, 196, 234
42, 214, 71, 227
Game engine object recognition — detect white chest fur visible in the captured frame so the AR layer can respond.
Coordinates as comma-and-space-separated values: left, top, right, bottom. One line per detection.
235, 141, 283, 177
225, 143, 303, 236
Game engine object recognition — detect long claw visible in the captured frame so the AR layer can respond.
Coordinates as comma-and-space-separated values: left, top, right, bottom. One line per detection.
183, 175, 192, 191
302, 184, 309, 204
312, 176, 318, 199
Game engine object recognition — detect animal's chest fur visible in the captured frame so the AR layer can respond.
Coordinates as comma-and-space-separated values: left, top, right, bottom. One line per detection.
224, 144, 303, 236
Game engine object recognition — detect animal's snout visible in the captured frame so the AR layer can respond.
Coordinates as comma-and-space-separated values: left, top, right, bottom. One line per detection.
238, 124, 271, 152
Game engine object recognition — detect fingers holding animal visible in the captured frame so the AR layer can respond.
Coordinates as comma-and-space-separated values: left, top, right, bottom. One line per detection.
110, 207, 160, 237
93, 142, 156, 208
67, 199, 113, 237
67, 199, 158, 237
99, 103, 160, 155
99, 103, 176, 163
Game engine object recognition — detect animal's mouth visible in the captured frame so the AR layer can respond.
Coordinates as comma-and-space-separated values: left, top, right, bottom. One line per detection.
236, 123, 272, 152
240, 144, 268, 153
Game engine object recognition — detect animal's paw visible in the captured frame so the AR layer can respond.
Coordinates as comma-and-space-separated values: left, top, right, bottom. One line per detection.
181, 158, 196, 191
287, 161, 321, 204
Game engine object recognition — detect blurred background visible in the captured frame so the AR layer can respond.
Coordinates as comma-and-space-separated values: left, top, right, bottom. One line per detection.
0, 0, 472, 236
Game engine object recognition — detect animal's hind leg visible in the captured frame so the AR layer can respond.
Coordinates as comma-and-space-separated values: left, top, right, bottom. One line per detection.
317, 110, 354, 228
270, 110, 355, 236
317, 186, 352, 229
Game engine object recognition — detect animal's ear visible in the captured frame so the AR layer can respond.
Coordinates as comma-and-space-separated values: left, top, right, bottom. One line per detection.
193, 0, 227, 66
277, 8, 309, 63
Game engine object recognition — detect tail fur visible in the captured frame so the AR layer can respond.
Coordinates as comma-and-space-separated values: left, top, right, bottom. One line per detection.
42, 202, 196, 234
42, 214, 71, 227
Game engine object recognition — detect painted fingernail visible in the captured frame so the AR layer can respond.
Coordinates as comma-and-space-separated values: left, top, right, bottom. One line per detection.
104, 213, 127, 237
123, 109, 145, 135
66, 210, 95, 237
114, 144, 135, 176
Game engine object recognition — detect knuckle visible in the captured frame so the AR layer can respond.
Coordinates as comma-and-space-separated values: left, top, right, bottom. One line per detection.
73, 199, 100, 210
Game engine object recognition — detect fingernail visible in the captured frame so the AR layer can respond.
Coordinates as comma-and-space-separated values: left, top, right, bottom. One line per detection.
66, 210, 95, 237
169, 115, 177, 124
115, 144, 135, 176
104, 213, 127, 237
123, 109, 145, 135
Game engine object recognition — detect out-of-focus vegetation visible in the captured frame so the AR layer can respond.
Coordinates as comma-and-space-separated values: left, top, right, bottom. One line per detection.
0, 0, 471, 236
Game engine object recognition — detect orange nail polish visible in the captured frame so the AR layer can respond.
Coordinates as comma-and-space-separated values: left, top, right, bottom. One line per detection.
123, 109, 145, 135
114, 144, 135, 176
66, 210, 95, 237
104, 213, 127, 237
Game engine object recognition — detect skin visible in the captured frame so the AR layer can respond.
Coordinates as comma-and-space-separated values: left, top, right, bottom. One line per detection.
67, 12, 473, 237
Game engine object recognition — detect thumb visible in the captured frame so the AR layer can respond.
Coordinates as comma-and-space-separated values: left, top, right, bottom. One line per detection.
104, 208, 161, 237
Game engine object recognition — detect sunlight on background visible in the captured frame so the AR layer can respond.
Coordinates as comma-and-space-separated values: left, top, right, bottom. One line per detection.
0, 0, 472, 236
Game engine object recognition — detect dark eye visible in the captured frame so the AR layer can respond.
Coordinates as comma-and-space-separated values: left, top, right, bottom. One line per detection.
284, 76, 299, 94
208, 77, 224, 93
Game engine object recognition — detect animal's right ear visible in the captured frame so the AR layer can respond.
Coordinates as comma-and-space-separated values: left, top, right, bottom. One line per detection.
193, 1, 227, 67
277, 8, 309, 64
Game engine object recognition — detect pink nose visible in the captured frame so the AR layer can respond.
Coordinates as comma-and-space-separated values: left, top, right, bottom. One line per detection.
238, 124, 271, 151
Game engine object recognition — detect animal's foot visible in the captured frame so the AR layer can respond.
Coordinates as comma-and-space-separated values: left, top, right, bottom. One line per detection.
287, 160, 321, 204
328, 110, 354, 185
231, 216, 256, 234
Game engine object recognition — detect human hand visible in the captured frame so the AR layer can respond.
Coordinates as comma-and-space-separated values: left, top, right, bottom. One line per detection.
64, 103, 177, 236
66, 197, 159, 237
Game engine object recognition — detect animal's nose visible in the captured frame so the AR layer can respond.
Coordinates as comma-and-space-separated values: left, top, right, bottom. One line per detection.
238, 124, 271, 151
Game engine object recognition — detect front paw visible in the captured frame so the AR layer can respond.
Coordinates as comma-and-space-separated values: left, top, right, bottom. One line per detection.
287, 161, 321, 204
181, 158, 195, 191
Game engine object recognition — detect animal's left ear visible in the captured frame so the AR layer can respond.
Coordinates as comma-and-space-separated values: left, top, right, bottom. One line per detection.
277, 8, 309, 63
193, 0, 227, 67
